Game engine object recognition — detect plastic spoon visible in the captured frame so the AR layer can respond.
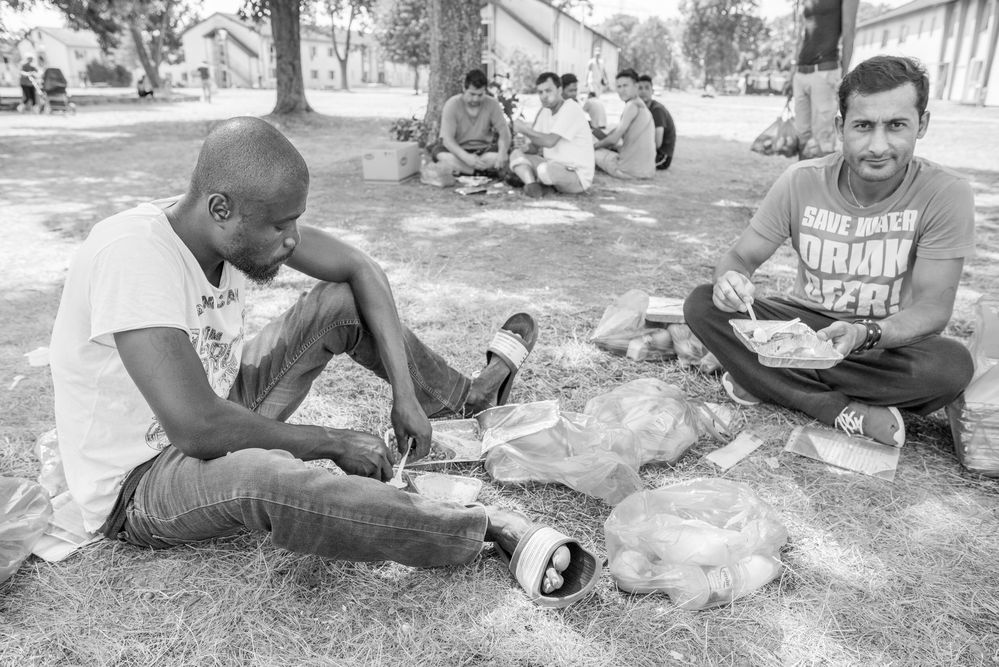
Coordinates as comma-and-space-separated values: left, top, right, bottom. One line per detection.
744, 297, 758, 323
388, 438, 412, 489
753, 317, 802, 343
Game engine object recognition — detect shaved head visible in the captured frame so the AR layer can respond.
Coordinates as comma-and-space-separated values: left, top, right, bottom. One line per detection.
189, 116, 309, 214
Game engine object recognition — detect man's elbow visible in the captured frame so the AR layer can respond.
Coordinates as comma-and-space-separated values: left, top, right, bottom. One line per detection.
160, 408, 227, 460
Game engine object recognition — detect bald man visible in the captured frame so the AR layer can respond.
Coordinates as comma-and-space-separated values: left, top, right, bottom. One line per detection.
49, 117, 595, 603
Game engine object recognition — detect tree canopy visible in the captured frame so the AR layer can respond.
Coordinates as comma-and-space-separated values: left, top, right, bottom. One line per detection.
376, 0, 429, 93
681, 0, 763, 86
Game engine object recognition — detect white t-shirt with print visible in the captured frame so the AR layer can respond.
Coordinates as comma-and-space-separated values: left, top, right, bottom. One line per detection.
49, 199, 247, 532
750, 154, 976, 320
534, 98, 596, 189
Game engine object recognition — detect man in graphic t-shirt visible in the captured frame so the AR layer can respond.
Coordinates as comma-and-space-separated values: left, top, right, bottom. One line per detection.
684, 56, 976, 448
509, 72, 595, 197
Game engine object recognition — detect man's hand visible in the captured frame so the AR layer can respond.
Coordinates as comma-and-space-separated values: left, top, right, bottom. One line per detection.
713, 270, 756, 313
513, 134, 530, 151
327, 428, 394, 481
471, 155, 492, 171
493, 152, 508, 170
391, 396, 433, 460
817, 321, 867, 358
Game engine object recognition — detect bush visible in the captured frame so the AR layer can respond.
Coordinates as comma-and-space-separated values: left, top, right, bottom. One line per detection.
86, 60, 132, 87
508, 49, 544, 94
389, 115, 427, 146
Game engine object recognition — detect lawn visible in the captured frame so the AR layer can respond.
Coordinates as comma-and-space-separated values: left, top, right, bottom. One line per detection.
1, 88, 998, 666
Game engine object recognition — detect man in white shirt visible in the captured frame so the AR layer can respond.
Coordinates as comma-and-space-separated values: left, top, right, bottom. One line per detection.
508, 72, 595, 197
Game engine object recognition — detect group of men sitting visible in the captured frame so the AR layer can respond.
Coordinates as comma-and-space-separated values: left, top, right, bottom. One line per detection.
430, 68, 676, 197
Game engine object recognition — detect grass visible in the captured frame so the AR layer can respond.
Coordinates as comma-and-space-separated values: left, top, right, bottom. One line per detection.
1, 94, 999, 666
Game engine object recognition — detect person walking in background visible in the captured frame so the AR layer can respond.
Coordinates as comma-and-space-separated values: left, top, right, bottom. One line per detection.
793, 0, 859, 159
585, 47, 609, 96
637, 75, 676, 171
197, 60, 212, 103
19, 56, 38, 111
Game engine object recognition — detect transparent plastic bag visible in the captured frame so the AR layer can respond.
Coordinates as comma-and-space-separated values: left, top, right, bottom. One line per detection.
584, 379, 705, 465
605, 478, 787, 610
35, 428, 67, 498
483, 403, 644, 505
751, 101, 799, 158
1, 477, 53, 583
590, 290, 673, 362
947, 298, 999, 476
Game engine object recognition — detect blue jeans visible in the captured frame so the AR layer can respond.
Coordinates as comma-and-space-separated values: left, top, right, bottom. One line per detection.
120, 282, 488, 567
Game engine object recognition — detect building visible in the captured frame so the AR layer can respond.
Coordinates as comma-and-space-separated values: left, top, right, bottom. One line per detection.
179, 12, 424, 90
481, 0, 619, 87
16, 26, 103, 87
853, 0, 999, 106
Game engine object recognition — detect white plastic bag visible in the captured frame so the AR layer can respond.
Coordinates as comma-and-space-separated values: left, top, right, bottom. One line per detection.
1, 478, 53, 583
583, 378, 705, 465
605, 478, 788, 610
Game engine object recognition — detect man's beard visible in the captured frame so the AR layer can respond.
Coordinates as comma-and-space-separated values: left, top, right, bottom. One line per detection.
224, 244, 289, 286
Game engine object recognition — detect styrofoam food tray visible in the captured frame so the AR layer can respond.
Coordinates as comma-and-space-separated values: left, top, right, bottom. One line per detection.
731, 319, 843, 369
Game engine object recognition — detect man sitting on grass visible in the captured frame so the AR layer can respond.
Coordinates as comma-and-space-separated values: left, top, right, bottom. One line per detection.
48, 117, 599, 607
594, 69, 655, 180
683, 56, 976, 448
509, 72, 595, 197
431, 69, 511, 177
637, 74, 675, 171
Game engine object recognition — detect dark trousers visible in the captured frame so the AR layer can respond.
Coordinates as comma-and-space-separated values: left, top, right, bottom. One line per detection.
683, 284, 974, 425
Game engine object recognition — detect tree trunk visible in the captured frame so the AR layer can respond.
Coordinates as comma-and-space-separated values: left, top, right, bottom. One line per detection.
337, 57, 350, 91
270, 0, 312, 114
331, 7, 355, 91
412, 64, 419, 94
423, 0, 483, 145
129, 26, 161, 88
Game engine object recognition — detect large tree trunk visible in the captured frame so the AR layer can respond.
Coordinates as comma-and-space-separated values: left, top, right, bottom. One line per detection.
337, 57, 350, 91
423, 0, 483, 145
270, 0, 312, 114
129, 26, 161, 88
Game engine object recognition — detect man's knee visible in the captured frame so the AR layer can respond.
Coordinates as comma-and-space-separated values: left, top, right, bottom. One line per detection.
683, 284, 715, 325
224, 448, 301, 495
921, 338, 975, 399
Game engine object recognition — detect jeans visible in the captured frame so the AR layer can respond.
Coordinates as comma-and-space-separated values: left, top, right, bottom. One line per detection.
120, 282, 488, 567
793, 67, 840, 158
684, 284, 974, 425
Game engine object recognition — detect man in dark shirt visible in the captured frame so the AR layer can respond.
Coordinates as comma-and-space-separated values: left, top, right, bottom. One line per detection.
793, 0, 859, 158
637, 75, 675, 171
19, 56, 38, 110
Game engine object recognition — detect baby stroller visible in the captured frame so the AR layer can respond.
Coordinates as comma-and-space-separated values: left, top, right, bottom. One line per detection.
38, 68, 76, 114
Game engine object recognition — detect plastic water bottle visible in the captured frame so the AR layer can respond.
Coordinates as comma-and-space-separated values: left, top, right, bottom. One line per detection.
670, 555, 783, 611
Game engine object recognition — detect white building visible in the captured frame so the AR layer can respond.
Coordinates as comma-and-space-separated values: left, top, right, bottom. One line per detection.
16, 27, 103, 87
179, 12, 424, 90
853, 0, 999, 105
481, 0, 620, 85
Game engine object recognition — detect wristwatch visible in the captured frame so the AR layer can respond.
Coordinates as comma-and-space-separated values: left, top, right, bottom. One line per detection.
851, 319, 882, 352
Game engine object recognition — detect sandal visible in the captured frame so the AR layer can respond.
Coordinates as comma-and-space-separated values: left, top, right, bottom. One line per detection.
495, 525, 602, 608
487, 313, 538, 407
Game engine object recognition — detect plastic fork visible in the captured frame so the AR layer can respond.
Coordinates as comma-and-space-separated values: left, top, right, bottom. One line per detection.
388, 438, 413, 489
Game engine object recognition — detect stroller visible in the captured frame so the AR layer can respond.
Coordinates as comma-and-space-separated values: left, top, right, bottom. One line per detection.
37, 68, 76, 114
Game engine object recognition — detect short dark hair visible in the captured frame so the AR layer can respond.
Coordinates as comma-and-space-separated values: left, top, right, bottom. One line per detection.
838, 55, 929, 118
616, 68, 639, 83
536, 71, 561, 87
637, 74, 653, 84
561, 73, 578, 87
464, 69, 488, 90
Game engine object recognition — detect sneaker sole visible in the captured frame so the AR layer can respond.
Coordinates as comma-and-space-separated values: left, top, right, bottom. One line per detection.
721, 372, 761, 406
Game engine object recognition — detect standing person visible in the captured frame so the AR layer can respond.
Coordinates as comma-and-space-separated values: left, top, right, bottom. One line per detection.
197, 60, 212, 103
585, 47, 609, 96
509, 72, 595, 197
19, 55, 38, 111
431, 69, 511, 176
793, 0, 859, 159
47, 116, 600, 608
684, 56, 976, 448
594, 69, 655, 180
637, 74, 676, 171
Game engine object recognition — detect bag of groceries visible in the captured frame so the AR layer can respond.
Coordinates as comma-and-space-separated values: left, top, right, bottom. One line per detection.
751, 100, 799, 158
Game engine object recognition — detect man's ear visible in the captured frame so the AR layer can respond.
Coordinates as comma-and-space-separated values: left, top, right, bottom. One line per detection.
917, 110, 930, 139
207, 194, 231, 226
835, 115, 845, 142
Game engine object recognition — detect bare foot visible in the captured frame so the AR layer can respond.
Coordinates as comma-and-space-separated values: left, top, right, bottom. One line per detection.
464, 358, 509, 414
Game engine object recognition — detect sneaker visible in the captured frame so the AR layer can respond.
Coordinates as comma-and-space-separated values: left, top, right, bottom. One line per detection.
721, 372, 761, 406
833, 402, 905, 448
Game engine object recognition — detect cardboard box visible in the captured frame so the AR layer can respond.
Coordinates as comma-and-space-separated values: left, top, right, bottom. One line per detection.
362, 143, 420, 182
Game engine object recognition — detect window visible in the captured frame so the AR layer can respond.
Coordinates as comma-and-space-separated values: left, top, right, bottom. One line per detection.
75, 49, 86, 59
311, 69, 318, 79
983, 5, 993, 32
329, 70, 336, 79
881, 30, 891, 47
899, 24, 908, 43
310, 46, 317, 59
